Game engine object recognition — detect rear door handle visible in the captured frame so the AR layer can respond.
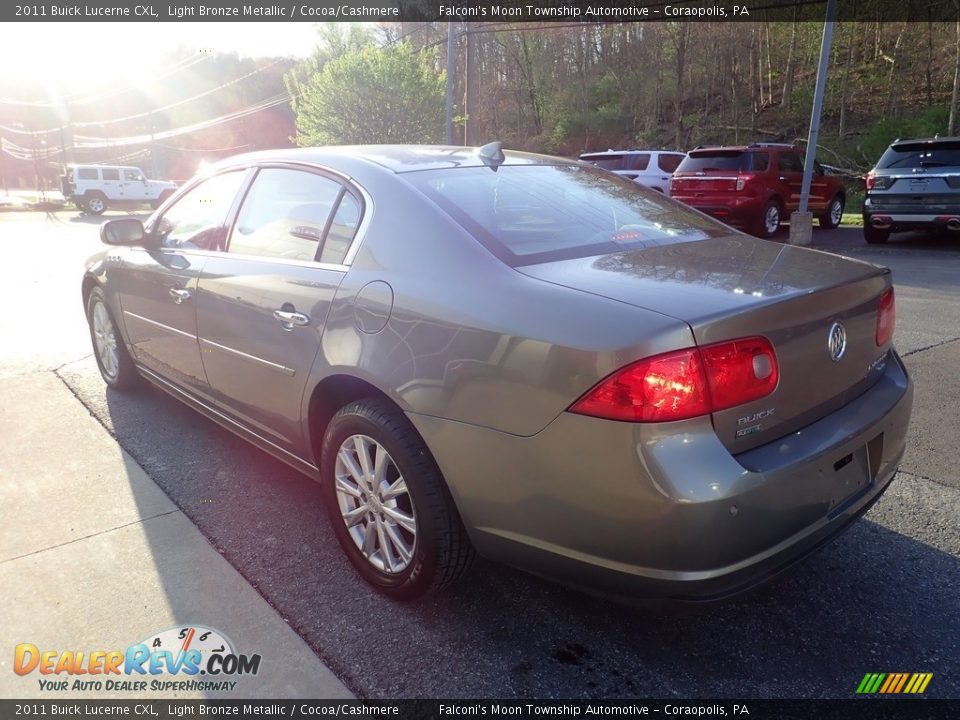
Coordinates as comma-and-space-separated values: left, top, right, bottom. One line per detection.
273, 309, 310, 330
169, 288, 191, 304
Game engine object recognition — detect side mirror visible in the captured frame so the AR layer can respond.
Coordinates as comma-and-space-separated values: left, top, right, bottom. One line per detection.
101, 218, 151, 246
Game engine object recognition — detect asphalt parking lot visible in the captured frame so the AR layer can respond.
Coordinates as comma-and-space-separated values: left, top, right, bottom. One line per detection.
4, 210, 959, 699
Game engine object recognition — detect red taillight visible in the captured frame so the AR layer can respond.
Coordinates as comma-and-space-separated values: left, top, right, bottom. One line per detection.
736, 175, 746, 191
865, 171, 876, 190
570, 337, 779, 423
876, 287, 895, 346
700, 336, 779, 411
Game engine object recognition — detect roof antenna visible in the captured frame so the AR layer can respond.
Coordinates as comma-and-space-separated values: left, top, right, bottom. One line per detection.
477, 141, 505, 169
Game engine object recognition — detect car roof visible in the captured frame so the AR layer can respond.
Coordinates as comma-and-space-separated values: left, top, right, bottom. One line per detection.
212, 145, 576, 174
579, 149, 681, 156
890, 136, 960, 147
689, 143, 798, 153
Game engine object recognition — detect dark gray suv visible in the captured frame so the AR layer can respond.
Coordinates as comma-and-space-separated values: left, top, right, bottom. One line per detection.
863, 137, 960, 244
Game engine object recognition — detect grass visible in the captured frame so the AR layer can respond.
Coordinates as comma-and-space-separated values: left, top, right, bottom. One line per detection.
841, 213, 863, 227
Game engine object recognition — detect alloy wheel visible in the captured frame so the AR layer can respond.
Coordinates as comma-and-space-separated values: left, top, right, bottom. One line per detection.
765, 204, 780, 235
334, 434, 417, 574
92, 300, 119, 380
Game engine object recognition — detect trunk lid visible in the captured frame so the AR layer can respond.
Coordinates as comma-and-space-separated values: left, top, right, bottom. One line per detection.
518, 237, 892, 452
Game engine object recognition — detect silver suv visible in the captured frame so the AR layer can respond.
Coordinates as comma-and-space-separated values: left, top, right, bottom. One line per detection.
863, 137, 960, 244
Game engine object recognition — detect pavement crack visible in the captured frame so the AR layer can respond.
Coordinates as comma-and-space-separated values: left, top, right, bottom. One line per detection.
1, 509, 182, 565
902, 336, 960, 358
895, 468, 959, 493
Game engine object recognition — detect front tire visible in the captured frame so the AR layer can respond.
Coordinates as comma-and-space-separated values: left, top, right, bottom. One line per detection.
321, 399, 474, 600
818, 195, 844, 229
86, 287, 140, 390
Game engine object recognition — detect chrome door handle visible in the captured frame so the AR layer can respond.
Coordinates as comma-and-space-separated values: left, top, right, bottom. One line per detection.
169, 288, 191, 304
273, 309, 310, 329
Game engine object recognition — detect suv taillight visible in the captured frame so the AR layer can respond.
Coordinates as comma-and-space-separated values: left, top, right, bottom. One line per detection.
866, 172, 892, 191
736, 175, 746, 191
569, 337, 779, 423
876, 288, 895, 346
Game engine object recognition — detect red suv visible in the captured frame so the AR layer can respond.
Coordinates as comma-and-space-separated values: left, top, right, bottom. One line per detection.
670, 143, 846, 238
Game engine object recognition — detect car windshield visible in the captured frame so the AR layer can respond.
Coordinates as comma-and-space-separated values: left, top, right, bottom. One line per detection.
878, 142, 960, 169
406, 164, 730, 266
677, 151, 766, 172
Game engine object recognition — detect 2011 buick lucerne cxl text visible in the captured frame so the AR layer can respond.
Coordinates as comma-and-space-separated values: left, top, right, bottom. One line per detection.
83, 144, 913, 601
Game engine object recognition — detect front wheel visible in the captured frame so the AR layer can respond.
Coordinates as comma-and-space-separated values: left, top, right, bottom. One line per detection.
819, 195, 844, 229
86, 287, 140, 390
321, 399, 474, 600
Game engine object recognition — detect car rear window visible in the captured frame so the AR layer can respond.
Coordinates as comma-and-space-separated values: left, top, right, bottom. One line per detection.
677, 151, 768, 172
878, 141, 960, 169
406, 165, 730, 267
580, 153, 630, 171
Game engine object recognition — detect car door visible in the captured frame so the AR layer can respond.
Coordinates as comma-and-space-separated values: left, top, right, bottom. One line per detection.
121, 167, 149, 202
776, 151, 804, 211
196, 165, 362, 456
100, 167, 122, 201
117, 169, 249, 396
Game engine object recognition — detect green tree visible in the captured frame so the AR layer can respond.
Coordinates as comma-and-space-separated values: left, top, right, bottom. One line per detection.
294, 43, 444, 146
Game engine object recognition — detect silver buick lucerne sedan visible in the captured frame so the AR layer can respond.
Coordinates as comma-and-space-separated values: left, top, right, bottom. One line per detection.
83, 144, 913, 601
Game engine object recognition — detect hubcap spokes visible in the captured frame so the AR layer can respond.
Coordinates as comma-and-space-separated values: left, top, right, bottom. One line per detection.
766, 207, 779, 234
92, 302, 118, 379
335, 434, 416, 574
831, 200, 843, 225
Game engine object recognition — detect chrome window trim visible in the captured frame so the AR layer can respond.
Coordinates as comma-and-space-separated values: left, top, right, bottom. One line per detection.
124, 311, 196, 340
148, 159, 373, 269
148, 247, 349, 273
199, 338, 296, 377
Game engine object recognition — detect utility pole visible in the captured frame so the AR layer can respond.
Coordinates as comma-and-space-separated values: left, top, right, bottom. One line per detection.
463, 25, 478, 146
790, 0, 837, 246
445, 22, 456, 145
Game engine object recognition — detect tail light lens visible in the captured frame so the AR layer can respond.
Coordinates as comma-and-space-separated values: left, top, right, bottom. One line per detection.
736, 175, 746, 191
569, 337, 778, 423
865, 172, 892, 191
876, 287, 895, 346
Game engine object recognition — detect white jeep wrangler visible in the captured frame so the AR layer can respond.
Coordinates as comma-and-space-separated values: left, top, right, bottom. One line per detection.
61, 164, 177, 215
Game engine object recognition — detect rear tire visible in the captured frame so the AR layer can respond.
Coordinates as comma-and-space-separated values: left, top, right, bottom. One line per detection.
863, 224, 890, 245
84, 192, 107, 215
753, 199, 782, 239
86, 286, 140, 390
818, 195, 844, 229
321, 398, 474, 600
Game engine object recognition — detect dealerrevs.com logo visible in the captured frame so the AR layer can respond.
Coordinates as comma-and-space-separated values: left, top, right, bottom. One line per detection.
13, 625, 262, 693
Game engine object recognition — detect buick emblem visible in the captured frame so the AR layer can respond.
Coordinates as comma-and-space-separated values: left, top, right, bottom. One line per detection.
828, 322, 847, 362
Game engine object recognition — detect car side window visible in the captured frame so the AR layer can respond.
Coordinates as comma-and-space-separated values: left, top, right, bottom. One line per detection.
78, 168, 98, 180
629, 154, 650, 171
102, 168, 120, 181
319, 193, 361, 265
228, 168, 342, 262
657, 154, 684, 173
122, 169, 144, 182
751, 152, 770, 171
778, 153, 804, 173
154, 171, 246, 251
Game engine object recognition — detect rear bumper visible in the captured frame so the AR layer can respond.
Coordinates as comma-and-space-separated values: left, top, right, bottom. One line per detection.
672, 195, 765, 229
410, 351, 913, 601
863, 197, 960, 232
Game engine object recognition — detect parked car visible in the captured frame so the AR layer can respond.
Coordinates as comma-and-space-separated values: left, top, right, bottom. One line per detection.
84, 144, 912, 601
670, 143, 846, 238
579, 149, 686, 195
862, 136, 960, 244
61, 163, 176, 215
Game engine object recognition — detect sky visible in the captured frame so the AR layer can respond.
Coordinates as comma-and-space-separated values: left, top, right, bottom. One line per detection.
3, 23, 319, 93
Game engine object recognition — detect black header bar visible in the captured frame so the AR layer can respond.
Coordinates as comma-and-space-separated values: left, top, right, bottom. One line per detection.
0, 700, 956, 720
4, 0, 959, 23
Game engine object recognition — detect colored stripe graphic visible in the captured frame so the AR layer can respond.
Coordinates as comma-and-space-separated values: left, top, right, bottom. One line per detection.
857, 673, 933, 694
